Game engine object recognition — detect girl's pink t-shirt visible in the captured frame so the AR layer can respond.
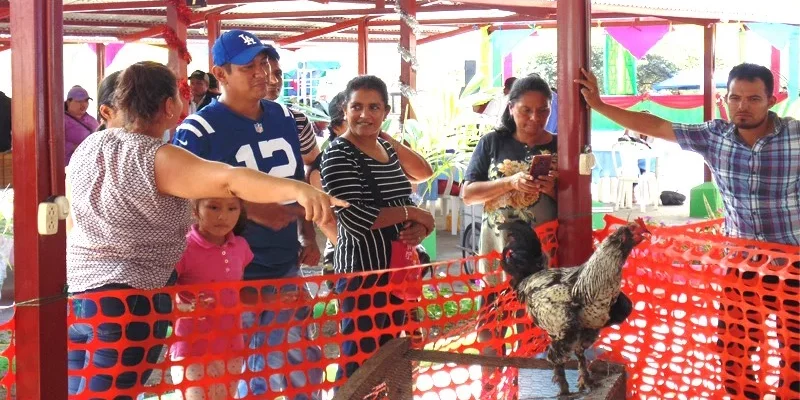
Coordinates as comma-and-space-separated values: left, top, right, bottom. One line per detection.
171, 225, 253, 360
175, 225, 253, 285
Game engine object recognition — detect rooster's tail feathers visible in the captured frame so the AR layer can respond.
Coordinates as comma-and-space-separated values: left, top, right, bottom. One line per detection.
499, 221, 547, 284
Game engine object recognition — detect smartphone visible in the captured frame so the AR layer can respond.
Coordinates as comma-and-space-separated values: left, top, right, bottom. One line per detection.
529, 154, 553, 178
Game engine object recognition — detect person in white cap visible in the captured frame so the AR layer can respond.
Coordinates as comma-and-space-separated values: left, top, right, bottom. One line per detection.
64, 85, 99, 164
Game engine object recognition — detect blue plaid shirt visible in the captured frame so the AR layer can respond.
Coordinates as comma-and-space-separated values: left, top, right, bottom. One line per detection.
673, 112, 800, 246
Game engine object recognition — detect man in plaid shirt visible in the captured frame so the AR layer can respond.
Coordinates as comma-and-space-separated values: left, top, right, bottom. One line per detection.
578, 63, 799, 399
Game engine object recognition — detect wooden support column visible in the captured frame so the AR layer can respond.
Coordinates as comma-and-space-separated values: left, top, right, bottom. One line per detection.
96, 42, 106, 88
10, 0, 68, 397
556, 0, 592, 266
167, 1, 189, 116
399, 0, 416, 121
770, 46, 781, 96
357, 17, 368, 75
207, 15, 221, 70
703, 24, 715, 182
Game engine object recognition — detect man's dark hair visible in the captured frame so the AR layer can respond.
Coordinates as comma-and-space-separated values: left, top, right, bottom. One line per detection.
328, 91, 347, 129
727, 63, 774, 97
344, 75, 391, 112
114, 61, 178, 128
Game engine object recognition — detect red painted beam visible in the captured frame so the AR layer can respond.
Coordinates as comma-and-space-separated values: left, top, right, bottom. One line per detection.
276, 17, 362, 46
399, 0, 416, 121
418, 25, 482, 45
118, 25, 166, 42
220, 4, 492, 20
556, 0, 593, 266
207, 15, 221, 70
63, 0, 162, 12
96, 42, 106, 87
167, 0, 189, 117
357, 17, 368, 74
703, 24, 715, 182
770, 46, 781, 96
10, 0, 68, 398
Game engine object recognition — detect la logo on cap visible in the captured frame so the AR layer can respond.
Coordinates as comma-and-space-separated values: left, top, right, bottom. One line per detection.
239, 34, 257, 46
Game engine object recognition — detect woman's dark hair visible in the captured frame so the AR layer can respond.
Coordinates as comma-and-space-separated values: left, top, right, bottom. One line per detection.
98, 71, 122, 112
727, 63, 774, 97
343, 75, 391, 112
114, 61, 178, 128
95, 71, 122, 130
497, 74, 552, 136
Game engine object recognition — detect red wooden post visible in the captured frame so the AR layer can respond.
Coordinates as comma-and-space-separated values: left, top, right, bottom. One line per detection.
207, 15, 221, 71
96, 42, 106, 88
10, 0, 68, 398
357, 17, 368, 75
556, 0, 593, 266
770, 46, 781, 96
167, 1, 189, 116
703, 24, 716, 182
399, 0, 416, 121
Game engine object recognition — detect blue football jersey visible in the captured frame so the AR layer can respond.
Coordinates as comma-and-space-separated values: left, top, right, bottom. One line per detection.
173, 98, 304, 279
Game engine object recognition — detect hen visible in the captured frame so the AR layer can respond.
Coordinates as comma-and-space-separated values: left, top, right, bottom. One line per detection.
499, 220, 648, 396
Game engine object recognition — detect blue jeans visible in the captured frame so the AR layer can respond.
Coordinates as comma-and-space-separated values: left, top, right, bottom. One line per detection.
336, 272, 408, 379
237, 264, 323, 400
67, 284, 172, 399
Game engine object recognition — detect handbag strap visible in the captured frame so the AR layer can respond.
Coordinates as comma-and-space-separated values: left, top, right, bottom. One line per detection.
348, 138, 389, 207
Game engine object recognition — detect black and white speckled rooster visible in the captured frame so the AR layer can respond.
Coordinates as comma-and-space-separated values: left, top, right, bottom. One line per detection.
499, 220, 648, 396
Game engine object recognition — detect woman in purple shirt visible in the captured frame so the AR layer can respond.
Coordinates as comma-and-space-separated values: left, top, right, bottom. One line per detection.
63, 85, 99, 164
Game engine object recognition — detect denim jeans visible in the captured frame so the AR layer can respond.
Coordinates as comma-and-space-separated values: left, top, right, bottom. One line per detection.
336, 272, 408, 379
236, 264, 324, 400
67, 284, 172, 399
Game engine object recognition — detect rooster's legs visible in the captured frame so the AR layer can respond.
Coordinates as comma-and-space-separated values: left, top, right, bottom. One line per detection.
575, 350, 594, 392
546, 339, 574, 396
576, 329, 601, 392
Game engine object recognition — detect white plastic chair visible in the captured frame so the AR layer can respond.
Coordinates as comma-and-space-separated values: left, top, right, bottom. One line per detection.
611, 141, 659, 212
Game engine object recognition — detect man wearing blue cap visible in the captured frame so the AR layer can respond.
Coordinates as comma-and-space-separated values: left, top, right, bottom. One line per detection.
172, 30, 322, 399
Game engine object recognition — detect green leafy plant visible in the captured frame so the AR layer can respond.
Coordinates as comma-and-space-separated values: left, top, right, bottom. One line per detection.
395, 74, 498, 197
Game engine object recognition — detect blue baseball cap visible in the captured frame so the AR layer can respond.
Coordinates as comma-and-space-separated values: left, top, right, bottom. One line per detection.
212, 30, 280, 66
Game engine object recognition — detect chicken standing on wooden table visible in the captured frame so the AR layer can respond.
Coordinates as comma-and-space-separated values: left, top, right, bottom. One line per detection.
499, 220, 649, 396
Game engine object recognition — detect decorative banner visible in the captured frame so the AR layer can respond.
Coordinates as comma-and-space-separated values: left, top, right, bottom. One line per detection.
604, 25, 670, 60
746, 22, 800, 49
104, 43, 125, 68
479, 25, 491, 91
789, 34, 799, 97
86, 42, 125, 68
604, 35, 637, 95
489, 28, 535, 87
503, 53, 513, 82
748, 23, 800, 97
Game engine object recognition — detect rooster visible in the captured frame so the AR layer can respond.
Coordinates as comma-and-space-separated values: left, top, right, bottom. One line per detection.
499, 220, 648, 396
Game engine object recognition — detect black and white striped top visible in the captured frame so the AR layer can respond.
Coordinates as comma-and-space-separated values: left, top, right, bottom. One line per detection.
288, 108, 318, 156
321, 137, 414, 273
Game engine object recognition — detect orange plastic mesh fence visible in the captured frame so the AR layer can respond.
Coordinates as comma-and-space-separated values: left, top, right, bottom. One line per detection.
0, 217, 798, 400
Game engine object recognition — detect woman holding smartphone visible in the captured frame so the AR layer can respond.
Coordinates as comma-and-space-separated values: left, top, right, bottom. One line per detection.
462, 74, 558, 267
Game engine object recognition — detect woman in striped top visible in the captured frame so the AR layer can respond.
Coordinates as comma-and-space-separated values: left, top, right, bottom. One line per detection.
321, 76, 434, 273
320, 75, 434, 378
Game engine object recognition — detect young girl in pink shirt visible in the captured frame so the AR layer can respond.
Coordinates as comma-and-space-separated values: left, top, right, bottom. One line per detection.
170, 197, 252, 400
